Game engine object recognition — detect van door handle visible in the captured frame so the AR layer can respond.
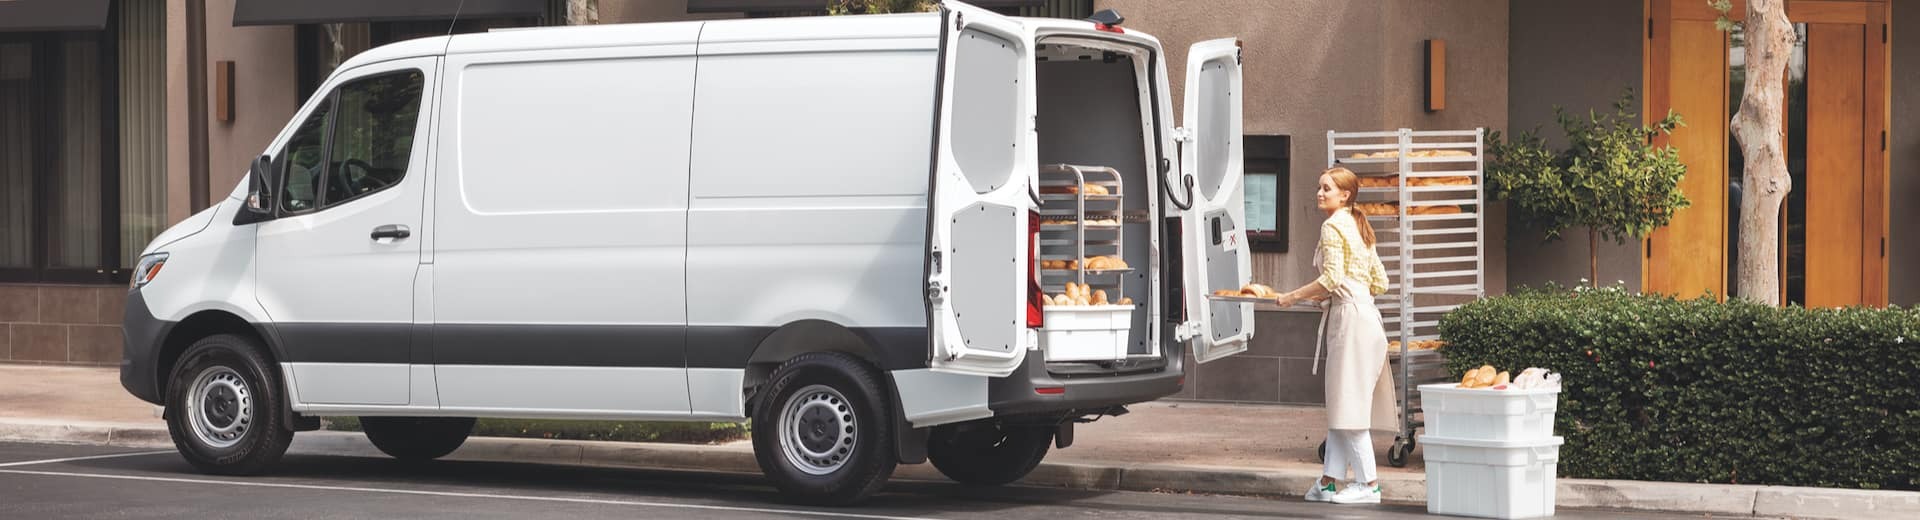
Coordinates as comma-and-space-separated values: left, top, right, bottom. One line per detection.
371, 224, 411, 240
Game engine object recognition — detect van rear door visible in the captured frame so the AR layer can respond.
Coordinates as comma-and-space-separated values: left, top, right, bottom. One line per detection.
925, 1, 1034, 378
1176, 39, 1254, 363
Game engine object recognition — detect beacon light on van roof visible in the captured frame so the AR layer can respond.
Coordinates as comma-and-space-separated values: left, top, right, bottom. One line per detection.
1087, 9, 1124, 34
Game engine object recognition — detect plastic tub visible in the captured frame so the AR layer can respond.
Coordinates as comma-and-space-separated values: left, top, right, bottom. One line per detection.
1420, 435, 1563, 519
1419, 383, 1559, 441
1039, 305, 1133, 361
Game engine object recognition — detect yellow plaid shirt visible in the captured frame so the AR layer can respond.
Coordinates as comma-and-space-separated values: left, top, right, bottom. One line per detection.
1314, 208, 1390, 297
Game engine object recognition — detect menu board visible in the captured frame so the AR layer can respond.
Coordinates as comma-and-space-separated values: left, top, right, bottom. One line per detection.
1244, 173, 1278, 232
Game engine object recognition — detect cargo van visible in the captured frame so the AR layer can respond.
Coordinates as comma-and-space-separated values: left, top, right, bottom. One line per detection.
119, 2, 1253, 505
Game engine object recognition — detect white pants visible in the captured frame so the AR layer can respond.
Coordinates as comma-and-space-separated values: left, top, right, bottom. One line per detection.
1322, 429, 1377, 484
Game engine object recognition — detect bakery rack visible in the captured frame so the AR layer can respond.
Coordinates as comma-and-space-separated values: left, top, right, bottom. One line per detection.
1035, 164, 1131, 300
1323, 128, 1487, 467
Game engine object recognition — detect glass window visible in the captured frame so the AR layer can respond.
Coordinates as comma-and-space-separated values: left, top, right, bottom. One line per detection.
280, 100, 330, 213
322, 71, 423, 207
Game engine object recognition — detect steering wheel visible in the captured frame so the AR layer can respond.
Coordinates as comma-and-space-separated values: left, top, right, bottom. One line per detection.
337, 158, 375, 196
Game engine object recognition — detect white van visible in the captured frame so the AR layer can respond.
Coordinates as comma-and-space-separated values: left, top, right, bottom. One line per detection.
119, 2, 1253, 505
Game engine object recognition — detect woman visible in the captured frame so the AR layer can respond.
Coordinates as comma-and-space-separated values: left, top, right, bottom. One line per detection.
1273, 167, 1398, 505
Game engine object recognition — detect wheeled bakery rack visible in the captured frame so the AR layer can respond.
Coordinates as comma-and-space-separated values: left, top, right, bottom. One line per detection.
1035, 164, 1130, 300
1323, 128, 1487, 467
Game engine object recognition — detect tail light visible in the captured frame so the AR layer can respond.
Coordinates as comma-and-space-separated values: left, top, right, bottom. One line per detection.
1026, 210, 1046, 329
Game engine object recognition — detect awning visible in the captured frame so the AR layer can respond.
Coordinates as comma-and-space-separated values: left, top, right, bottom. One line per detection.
233, 0, 547, 26
687, 0, 1042, 13
0, 0, 111, 32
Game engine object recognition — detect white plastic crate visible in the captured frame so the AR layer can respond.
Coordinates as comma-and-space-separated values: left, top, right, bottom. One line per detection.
1039, 305, 1132, 362
1420, 435, 1563, 519
1419, 383, 1559, 441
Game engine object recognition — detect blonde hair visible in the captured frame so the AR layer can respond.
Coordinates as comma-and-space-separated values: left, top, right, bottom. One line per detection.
1321, 167, 1376, 247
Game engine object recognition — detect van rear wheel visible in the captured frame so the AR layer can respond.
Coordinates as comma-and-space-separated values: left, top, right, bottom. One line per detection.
750, 353, 895, 506
926, 422, 1052, 486
164, 334, 294, 475
360, 417, 476, 461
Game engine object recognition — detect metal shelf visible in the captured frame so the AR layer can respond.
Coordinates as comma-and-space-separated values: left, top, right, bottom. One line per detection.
1330, 128, 1486, 457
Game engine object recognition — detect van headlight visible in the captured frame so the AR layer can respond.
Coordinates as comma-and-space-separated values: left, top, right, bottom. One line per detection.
131, 253, 169, 290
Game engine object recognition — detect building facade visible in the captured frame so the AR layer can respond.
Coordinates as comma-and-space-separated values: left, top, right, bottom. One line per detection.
1, 1, 1911, 407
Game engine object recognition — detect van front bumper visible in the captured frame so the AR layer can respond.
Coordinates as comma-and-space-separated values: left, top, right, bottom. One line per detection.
119, 290, 173, 405
986, 343, 1185, 418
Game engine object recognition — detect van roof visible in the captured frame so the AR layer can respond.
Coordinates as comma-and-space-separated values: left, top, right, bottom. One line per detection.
334, 11, 1158, 73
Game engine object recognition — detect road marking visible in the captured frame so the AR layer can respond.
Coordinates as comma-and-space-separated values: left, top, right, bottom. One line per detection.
0, 451, 174, 468
0, 468, 936, 520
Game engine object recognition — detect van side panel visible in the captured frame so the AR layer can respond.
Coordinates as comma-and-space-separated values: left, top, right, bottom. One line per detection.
685, 43, 936, 376
431, 42, 697, 416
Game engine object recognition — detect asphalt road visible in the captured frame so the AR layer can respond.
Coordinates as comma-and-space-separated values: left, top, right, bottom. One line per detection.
0, 441, 1723, 519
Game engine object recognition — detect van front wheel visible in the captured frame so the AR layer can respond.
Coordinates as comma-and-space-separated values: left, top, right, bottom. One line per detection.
751, 353, 895, 506
164, 334, 294, 475
360, 417, 475, 461
926, 422, 1052, 486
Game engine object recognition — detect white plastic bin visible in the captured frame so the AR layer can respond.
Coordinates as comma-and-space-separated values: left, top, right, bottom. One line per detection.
1419, 383, 1559, 441
1039, 305, 1133, 361
1420, 435, 1563, 519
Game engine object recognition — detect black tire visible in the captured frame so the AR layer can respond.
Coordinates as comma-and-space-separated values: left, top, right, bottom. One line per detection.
1386, 437, 1410, 467
750, 352, 896, 506
164, 334, 294, 475
926, 421, 1052, 486
360, 417, 476, 461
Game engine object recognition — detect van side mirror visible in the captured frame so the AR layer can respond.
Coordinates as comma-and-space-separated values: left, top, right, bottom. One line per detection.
245, 154, 275, 215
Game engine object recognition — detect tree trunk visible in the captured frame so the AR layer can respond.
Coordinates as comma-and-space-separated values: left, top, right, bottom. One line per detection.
566, 0, 599, 25
1730, 0, 1794, 305
1589, 228, 1599, 288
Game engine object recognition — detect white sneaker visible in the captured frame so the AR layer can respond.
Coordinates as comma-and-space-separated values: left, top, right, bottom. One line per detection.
1304, 480, 1338, 502
1329, 482, 1382, 504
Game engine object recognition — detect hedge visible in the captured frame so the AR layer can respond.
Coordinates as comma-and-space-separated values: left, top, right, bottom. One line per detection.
1436, 285, 1920, 490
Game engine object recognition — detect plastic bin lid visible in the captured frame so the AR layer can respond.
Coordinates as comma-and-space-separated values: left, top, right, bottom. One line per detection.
1417, 434, 1564, 449
1418, 382, 1562, 396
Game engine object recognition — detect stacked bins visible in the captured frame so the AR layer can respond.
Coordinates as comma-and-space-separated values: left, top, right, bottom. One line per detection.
1418, 383, 1564, 519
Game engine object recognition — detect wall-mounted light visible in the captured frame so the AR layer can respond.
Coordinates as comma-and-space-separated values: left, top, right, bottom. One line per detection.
1425, 39, 1446, 112
215, 60, 233, 122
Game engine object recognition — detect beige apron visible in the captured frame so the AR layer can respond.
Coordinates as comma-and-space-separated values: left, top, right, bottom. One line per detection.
1311, 244, 1399, 432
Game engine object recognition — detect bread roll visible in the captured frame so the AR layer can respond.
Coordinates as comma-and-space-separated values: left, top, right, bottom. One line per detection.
1117, 297, 1132, 305
1213, 289, 1240, 297
1072, 294, 1091, 306
1244, 283, 1276, 298
1092, 290, 1108, 305
1495, 371, 1512, 387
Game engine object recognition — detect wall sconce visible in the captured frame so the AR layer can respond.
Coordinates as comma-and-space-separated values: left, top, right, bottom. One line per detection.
1425, 39, 1446, 112
215, 60, 234, 122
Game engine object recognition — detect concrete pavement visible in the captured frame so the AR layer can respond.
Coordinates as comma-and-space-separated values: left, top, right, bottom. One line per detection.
4, 363, 1918, 518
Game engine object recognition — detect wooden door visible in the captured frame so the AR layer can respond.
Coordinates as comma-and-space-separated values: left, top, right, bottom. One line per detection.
1803, 23, 1866, 307
1644, 0, 1889, 305
1644, 0, 1729, 300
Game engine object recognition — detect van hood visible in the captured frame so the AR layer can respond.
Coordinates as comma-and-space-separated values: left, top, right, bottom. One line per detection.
143, 203, 222, 255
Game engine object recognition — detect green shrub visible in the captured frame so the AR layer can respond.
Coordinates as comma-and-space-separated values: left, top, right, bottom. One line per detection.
1437, 285, 1920, 490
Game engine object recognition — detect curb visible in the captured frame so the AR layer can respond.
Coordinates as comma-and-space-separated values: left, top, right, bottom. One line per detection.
5, 420, 1917, 519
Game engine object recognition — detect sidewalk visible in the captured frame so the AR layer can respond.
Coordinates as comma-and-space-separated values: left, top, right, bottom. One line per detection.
4, 363, 1916, 519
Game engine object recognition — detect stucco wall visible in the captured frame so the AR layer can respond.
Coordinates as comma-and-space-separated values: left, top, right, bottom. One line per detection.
1894, 3, 1918, 307
202, 0, 298, 203
1095, 0, 1511, 299
1504, 0, 1644, 292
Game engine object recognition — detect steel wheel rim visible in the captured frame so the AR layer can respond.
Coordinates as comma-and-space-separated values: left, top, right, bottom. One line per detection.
187, 365, 252, 449
779, 384, 857, 476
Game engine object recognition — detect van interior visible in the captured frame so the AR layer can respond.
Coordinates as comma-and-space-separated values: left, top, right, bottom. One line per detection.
1032, 36, 1162, 372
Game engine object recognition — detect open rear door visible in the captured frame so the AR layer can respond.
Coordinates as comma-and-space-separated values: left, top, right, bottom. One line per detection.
1177, 38, 1254, 363
926, 2, 1034, 377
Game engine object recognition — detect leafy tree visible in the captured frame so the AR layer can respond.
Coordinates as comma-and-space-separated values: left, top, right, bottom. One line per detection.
1487, 90, 1689, 287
